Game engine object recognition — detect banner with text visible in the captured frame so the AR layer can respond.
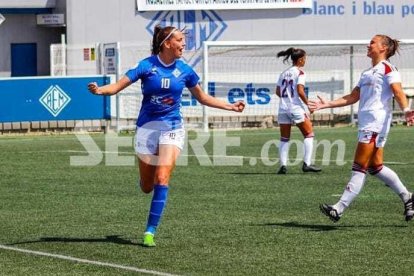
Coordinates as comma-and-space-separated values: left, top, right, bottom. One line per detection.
137, 0, 311, 11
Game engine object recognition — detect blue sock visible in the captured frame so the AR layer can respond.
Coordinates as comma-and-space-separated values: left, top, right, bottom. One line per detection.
145, 184, 169, 235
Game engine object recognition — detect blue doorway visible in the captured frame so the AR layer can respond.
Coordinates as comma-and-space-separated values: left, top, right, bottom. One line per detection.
11, 43, 37, 76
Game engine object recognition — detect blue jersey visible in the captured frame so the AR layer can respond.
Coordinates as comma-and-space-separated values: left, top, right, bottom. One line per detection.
125, 55, 199, 130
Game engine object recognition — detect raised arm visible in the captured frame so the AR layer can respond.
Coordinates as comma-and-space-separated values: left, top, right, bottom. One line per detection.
88, 76, 132, 96
309, 86, 360, 111
188, 84, 245, 112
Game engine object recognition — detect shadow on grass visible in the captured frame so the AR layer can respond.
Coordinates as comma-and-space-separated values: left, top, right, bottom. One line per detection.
218, 172, 305, 175
261, 222, 339, 231
256, 221, 408, 231
7, 235, 139, 246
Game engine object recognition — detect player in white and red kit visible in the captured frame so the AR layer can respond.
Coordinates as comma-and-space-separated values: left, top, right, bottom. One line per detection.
275, 47, 321, 174
309, 35, 414, 222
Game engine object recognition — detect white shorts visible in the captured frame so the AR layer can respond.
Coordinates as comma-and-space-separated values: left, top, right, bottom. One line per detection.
278, 110, 308, 124
134, 127, 186, 155
357, 130, 388, 148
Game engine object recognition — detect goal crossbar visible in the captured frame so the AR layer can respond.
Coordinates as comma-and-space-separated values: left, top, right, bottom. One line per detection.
203, 39, 414, 47
201, 39, 414, 132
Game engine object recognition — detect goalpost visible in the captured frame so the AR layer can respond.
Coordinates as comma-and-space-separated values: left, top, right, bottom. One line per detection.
201, 39, 414, 132
51, 39, 414, 132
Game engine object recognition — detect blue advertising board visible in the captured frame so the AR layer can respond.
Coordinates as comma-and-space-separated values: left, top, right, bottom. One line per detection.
0, 76, 110, 122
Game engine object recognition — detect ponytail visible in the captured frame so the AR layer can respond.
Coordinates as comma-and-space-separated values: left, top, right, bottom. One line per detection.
277, 47, 306, 64
151, 25, 163, 55
277, 47, 295, 64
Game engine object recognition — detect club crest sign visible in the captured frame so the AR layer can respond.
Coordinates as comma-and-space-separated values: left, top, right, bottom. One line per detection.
147, 10, 227, 67
39, 85, 71, 117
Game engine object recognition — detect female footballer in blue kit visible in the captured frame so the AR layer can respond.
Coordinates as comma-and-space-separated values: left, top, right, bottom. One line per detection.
88, 25, 245, 247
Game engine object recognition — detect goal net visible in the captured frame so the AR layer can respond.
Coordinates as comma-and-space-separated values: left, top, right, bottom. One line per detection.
115, 40, 414, 131
51, 40, 414, 131
202, 40, 414, 128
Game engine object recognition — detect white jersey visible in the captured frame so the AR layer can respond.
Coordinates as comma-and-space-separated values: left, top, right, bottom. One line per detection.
277, 66, 307, 113
357, 60, 401, 133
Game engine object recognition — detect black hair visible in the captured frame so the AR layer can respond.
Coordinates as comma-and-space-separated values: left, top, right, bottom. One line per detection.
277, 47, 306, 65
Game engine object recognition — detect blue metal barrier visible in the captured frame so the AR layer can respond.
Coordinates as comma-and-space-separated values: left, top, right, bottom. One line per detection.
0, 76, 110, 122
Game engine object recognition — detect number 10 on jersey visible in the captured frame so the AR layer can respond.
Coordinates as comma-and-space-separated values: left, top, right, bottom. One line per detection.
161, 78, 170, 89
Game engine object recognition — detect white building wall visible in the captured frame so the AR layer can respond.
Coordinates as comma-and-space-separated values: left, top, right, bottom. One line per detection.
0, 0, 66, 76
0, 14, 63, 76
65, 0, 414, 74
66, 1, 414, 43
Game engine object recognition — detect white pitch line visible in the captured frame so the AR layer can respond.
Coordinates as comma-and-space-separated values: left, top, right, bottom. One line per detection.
0, 245, 178, 276
66, 151, 409, 165
17, 150, 411, 165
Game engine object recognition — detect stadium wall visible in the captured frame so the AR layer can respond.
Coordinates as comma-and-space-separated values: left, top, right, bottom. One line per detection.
64, 0, 414, 77
63, 0, 414, 125
66, 0, 414, 49
2, 0, 414, 131
0, 76, 110, 133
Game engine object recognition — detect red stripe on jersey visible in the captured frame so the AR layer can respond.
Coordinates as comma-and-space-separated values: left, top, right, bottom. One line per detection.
382, 62, 393, 75
299, 69, 304, 75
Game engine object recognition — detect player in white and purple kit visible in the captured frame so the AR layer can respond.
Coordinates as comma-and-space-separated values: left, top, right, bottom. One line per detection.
309, 35, 414, 222
88, 25, 245, 246
275, 47, 321, 174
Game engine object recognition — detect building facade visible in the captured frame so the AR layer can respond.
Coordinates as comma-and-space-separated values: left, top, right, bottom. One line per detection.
1, 0, 414, 75
0, 0, 66, 77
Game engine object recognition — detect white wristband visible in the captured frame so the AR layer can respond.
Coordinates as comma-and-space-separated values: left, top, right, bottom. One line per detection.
403, 107, 411, 113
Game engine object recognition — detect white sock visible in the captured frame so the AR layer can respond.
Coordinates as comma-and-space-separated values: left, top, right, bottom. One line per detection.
333, 170, 367, 214
303, 137, 313, 165
279, 139, 289, 166
373, 165, 411, 202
